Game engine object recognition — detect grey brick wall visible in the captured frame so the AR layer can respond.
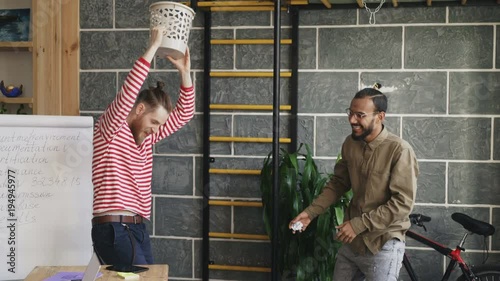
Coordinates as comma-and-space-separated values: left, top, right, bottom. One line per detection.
79, 1, 500, 280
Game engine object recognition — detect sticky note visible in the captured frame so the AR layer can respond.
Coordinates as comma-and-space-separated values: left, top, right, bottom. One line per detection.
116, 272, 140, 280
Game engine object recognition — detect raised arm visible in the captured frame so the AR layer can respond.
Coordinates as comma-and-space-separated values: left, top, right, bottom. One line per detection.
152, 47, 195, 142
97, 28, 164, 142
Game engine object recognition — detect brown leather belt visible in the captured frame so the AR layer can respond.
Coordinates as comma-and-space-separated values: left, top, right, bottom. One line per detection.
92, 215, 143, 226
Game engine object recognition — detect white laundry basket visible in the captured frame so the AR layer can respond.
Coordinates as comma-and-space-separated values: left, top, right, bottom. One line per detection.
149, 2, 195, 59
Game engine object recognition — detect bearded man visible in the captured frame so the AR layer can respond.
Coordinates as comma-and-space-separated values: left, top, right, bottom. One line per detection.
90, 27, 194, 266
290, 84, 419, 281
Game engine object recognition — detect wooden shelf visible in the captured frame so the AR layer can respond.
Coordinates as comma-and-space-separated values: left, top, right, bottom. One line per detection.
0, 0, 80, 115
0, 41, 33, 51
0, 97, 34, 104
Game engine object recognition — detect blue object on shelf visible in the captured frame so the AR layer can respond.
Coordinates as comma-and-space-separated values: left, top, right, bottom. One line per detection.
0, 80, 23, 97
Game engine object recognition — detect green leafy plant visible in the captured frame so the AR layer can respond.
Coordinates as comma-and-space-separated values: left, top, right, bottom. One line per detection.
260, 143, 352, 281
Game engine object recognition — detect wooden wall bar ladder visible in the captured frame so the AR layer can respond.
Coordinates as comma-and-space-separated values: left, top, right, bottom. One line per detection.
198, 1, 300, 280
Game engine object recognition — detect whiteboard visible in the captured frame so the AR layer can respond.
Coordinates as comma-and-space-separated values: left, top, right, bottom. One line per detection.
0, 114, 94, 280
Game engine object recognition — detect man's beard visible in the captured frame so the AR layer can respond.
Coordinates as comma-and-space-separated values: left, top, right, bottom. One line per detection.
351, 119, 375, 141
130, 120, 145, 145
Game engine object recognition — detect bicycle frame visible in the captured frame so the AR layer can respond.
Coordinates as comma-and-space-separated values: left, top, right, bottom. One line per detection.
404, 229, 476, 281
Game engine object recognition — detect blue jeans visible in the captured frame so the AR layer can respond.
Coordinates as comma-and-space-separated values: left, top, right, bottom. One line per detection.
333, 239, 405, 281
91, 222, 153, 265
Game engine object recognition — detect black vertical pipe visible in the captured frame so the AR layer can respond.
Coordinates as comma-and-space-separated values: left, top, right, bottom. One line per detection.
271, 1, 281, 281
290, 7, 299, 153
202, 10, 212, 281
191, 0, 198, 11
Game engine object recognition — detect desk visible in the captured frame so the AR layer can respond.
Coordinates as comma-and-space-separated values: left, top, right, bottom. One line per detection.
24, 264, 168, 280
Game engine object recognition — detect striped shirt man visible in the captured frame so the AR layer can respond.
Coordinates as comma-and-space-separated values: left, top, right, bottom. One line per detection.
92, 57, 194, 219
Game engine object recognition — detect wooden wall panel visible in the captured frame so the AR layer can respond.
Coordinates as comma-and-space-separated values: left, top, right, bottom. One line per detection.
61, 0, 80, 116
33, 0, 79, 116
33, 0, 60, 115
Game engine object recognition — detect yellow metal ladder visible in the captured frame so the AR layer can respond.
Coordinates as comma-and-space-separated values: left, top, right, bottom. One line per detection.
195, 1, 301, 280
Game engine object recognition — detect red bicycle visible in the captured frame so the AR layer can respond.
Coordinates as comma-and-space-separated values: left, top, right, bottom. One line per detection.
404, 213, 500, 280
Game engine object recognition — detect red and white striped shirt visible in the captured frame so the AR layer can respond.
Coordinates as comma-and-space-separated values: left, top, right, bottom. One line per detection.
92, 57, 195, 219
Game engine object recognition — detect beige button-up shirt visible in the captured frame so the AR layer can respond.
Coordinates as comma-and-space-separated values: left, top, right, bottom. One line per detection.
304, 127, 419, 255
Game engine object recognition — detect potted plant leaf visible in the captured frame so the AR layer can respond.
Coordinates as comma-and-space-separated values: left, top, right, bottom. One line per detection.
260, 143, 352, 281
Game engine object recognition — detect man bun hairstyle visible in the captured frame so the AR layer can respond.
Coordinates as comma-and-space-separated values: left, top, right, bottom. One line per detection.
354, 82, 388, 113
135, 81, 173, 113
156, 81, 165, 90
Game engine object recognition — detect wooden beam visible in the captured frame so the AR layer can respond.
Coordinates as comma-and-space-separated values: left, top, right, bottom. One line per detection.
211, 39, 292, 45
209, 200, 263, 207
356, 0, 364, 8
61, 0, 80, 116
460, 0, 467, 4
33, 0, 61, 115
209, 169, 261, 175
210, 71, 292, 78
0, 97, 33, 104
198, 0, 305, 7
32, 0, 79, 115
210, 6, 286, 11
0, 42, 33, 48
198, 1, 274, 7
209, 264, 271, 272
209, 232, 269, 240
392, 0, 399, 7
426, 0, 432, 6
209, 136, 292, 143
209, 104, 292, 111
320, 0, 332, 8
289, 0, 308, 4
31, 0, 38, 114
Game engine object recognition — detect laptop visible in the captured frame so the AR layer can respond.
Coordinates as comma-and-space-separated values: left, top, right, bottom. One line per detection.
66, 251, 101, 281
81, 251, 102, 281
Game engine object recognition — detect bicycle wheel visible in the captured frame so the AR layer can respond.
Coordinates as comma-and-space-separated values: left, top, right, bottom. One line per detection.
456, 264, 500, 281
